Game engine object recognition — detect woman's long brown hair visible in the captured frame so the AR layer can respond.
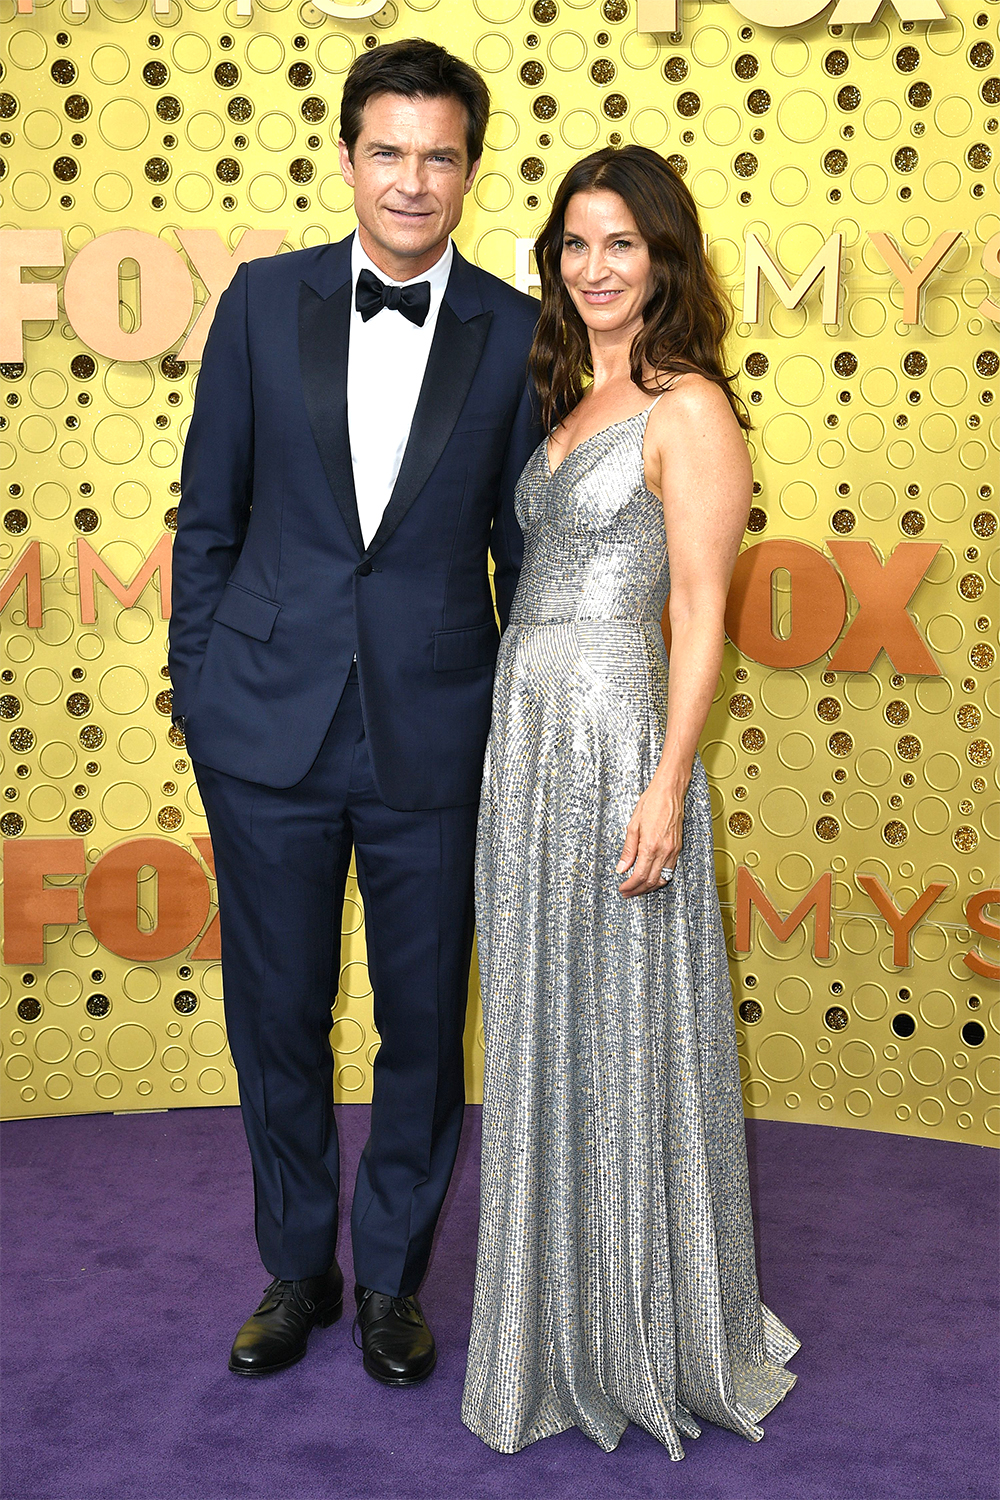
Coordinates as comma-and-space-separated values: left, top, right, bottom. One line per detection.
530, 145, 751, 435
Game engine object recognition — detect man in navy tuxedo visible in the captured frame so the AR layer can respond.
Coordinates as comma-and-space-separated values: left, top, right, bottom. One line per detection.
168, 38, 539, 1384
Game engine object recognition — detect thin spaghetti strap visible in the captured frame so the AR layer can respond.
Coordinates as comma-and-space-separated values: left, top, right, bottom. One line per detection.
642, 371, 685, 419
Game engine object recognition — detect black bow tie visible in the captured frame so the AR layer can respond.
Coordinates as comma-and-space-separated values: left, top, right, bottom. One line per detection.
355, 268, 431, 328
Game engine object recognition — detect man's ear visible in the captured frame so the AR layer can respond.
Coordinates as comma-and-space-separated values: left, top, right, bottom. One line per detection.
464, 156, 482, 194
339, 138, 355, 186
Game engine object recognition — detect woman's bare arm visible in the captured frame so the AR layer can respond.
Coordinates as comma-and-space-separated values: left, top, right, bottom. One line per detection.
616, 374, 751, 896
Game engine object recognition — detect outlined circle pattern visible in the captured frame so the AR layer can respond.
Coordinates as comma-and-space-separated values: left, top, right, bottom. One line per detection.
0, 0, 995, 1145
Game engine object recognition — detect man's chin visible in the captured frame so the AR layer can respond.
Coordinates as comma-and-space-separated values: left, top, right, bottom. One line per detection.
376, 231, 446, 260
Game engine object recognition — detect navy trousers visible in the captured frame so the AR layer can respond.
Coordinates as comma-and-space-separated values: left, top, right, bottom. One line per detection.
194, 669, 478, 1295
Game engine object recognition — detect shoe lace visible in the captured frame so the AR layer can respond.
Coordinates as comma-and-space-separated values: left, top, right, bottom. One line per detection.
351, 1289, 419, 1350
258, 1277, 316, 1317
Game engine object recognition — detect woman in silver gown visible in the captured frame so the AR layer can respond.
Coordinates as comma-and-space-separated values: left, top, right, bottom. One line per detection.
462, 146, 799, 1459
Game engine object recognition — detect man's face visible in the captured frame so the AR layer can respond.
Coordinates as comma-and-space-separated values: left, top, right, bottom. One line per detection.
339, 92, 480, 280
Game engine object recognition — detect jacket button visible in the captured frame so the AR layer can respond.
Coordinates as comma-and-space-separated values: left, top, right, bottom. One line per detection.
355, 561, 373, 577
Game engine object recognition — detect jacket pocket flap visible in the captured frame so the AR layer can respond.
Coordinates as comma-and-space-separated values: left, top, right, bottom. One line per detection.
433, 621, 499, 672
212, 583, 280, 642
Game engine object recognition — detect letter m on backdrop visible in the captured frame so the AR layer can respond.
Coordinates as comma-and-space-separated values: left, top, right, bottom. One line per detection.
735, 867, 832, 959
743, 233, 842, 325
0, 539, 43, 627
77, 533, 173, 624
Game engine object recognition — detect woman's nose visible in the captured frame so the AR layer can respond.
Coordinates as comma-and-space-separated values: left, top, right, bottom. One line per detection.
585, 248, 609, 282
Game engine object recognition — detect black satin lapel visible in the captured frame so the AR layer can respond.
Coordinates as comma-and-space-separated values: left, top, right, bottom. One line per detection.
298, 280, 363, 556
366, 302, 494, 557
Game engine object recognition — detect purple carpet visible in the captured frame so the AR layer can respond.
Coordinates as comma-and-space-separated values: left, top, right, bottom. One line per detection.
1, 1106, 996, 1500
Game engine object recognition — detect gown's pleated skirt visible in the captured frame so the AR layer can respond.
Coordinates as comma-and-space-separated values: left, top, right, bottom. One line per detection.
461, 416, 799, 1457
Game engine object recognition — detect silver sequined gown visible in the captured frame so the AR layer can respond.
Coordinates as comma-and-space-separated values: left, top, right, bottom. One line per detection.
462, 406, 799, 1458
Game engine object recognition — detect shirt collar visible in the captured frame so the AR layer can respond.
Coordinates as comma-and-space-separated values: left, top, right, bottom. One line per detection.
351, 231, 453, 295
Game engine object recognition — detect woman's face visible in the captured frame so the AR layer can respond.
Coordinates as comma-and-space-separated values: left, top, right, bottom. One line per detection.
559, 189, 653, 338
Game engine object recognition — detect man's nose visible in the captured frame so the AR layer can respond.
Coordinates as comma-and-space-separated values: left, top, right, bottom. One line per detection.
396, 154, 427, 195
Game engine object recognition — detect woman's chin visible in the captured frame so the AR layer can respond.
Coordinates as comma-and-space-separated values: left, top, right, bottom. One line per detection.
575, 306, 640, 337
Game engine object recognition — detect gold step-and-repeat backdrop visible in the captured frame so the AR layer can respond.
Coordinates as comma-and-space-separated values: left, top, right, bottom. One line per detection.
0, 0, 997, 1142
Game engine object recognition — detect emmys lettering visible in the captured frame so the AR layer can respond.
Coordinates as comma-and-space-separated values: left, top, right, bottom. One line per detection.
12, 0, 949, 35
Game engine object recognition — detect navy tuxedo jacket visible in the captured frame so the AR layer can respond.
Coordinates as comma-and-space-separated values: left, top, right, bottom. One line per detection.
168, 234, 540, 809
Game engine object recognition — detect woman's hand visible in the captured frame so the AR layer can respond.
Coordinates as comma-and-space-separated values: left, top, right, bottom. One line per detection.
615, 768, 689, 897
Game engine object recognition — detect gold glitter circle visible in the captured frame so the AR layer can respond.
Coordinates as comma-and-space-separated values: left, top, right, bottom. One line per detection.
956, 704, 982, 730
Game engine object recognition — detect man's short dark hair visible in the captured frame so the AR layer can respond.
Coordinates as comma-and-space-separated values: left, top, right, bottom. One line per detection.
339, 38, 490, 165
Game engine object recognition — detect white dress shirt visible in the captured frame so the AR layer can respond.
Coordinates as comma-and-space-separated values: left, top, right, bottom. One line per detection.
347, 232, 454, 549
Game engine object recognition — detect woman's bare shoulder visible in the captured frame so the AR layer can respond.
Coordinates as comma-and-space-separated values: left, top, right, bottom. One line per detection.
647, 374, 742, 453
653, 369, 732, 413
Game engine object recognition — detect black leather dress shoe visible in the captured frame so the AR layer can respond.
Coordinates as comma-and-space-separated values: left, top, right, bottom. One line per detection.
229, 1262, 343, 1375
354, 1285, 437, 1386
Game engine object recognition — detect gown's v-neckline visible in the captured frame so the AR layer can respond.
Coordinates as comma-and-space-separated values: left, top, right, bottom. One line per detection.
544, 397, 664, 482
